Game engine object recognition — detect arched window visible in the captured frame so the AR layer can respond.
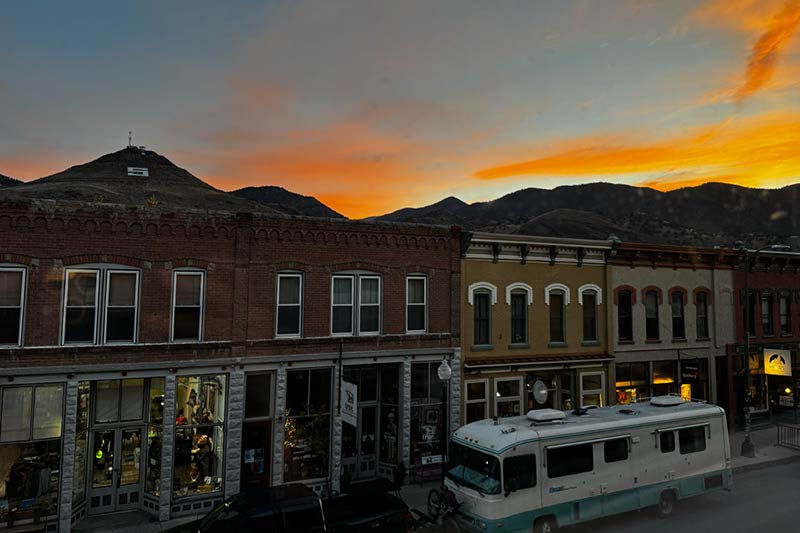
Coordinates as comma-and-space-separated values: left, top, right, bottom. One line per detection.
469, 283, 497, 347
545, 284, 569, 344
579, 284, 602, 343
506, 283, 532, 345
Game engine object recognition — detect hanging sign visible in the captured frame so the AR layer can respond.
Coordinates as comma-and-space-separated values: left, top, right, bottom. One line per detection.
764, 348, 792, 376
341, 380, 358, 427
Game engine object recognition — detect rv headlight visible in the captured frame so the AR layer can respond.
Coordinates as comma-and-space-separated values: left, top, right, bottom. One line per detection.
478, 520, 487, 530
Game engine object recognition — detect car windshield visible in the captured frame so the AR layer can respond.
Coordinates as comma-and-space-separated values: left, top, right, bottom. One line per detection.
197, 500, 243, 532
446, 441, 501, 495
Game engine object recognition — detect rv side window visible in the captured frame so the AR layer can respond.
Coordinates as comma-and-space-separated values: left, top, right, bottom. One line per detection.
660, 431, 675, 453
679, 426, 707, 454
547, 443, 593, 478
604, 438, 628, 463
503, 454, 536, 492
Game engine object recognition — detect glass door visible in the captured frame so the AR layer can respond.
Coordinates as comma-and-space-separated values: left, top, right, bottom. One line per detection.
88, 427, 144, 514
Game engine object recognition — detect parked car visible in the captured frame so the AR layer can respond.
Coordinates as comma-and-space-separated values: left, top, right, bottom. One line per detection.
167, 479, 413, 533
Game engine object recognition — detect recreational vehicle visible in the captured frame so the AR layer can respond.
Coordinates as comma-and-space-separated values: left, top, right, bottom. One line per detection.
445, 396, 732, 533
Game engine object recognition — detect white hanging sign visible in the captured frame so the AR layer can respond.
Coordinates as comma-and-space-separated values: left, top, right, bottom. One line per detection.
341, 380, 358, 427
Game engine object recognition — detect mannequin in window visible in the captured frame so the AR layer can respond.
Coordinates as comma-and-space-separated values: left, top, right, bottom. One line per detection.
175, 409, 188, 425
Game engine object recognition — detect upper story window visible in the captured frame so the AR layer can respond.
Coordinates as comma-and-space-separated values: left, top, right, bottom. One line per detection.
506, 283, 532, 346
670, 289, 686, 340
761, 290, 774, 336
406, 276, 427, 333
695, 291, 709, 340
63, 267, 140, 345
780, 291, 791, 335
276, 273, 302, 337
171, 271, 204, 342
0, 267, 26, 346
745, 290, 756, 336
579, 284, 602, 343
645, 290, 660, 341
545, 284, 569, 345
469, 282, 497, 347
617, 289, 633, 342
331, 273, 382, 336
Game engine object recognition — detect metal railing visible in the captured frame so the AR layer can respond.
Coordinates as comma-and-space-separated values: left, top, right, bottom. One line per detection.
776, 423, 800, 451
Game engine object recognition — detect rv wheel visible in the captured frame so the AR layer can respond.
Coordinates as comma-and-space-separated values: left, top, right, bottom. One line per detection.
533, 516, 557, 533
657, 491, 676, 518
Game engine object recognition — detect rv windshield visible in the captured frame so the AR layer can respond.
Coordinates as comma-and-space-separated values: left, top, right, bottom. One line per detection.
447, 441, 501, 495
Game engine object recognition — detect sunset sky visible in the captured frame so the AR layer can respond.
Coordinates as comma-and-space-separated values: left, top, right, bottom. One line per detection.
2, 0, 800, 218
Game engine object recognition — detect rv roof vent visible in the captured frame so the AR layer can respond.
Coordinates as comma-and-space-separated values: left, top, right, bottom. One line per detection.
500, 426, 516, 434
650, 395, 686, 407
526, 409, 566, 423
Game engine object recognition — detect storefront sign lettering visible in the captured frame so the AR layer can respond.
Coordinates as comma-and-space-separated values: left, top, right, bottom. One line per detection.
764, 348, 792, 377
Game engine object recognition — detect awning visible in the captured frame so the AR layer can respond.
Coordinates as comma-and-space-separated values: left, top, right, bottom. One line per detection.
464, 352, 613, 371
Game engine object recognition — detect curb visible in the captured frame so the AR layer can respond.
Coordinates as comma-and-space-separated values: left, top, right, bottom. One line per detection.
732, 452, 800, 475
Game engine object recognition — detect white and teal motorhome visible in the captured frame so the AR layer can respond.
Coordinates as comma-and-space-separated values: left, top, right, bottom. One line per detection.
446, 396, 733, 533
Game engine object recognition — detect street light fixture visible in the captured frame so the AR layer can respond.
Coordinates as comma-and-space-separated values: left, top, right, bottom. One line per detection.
437, 358, 452, 481
740, 243, 791, 458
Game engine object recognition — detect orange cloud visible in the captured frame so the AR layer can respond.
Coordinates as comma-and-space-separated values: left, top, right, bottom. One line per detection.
474, 111, 800, 190
733, 1, 800, 102
688, 0, 787, 32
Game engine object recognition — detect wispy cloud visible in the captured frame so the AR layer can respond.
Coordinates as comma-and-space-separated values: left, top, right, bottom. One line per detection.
734, 2, 800, 102
474, 111, 800, 189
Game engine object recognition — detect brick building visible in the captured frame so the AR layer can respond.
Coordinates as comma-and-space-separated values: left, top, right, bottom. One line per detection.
728, 249, 800, 428
0, 203, 461, 531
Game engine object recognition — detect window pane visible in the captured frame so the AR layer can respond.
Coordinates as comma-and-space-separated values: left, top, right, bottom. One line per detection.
65, 307, 96, 343
411, 364, 428, 400
360, 306, 379, 333
333, 277, 352, 305
547, 443, 593, 478
466, 402, 486, 423
0, 270, 22, 306
549, 293, 564, 342
245, 374, 271, 418
277, 306, 300, 335
582, 374, 602, 391
1, 387, 32, 441
504, 454, 536, 491
381, 366, 399, 404
175, 274, 202, 306
511, 293, 527, 344
408, 278, 425, 304
108, 272, 136, 306
679, 426, 707, 454
95, 380, 120, 423
618, 291, 633, 341
583, 294, 597, 341
497, 380, 520, 397
150, 378, 165, 424
173, 308, 201, 340
0, 308, 21, 344
279, 276, 301, 305
359, 367, 377, 402
33, 384, 64, 439
660, 431, 675, 453
466, 381, 485, 400
361, 278, 379, 305
309, 369, 332, 413
473, 292, 490, 345
408, 305, 425, 331
106, 307, 135, 342
332, 306, 352, 333
67, 272, 97, 306
604, 438, 628, 463
286, 371, 309, 415
121, 379, 144, 421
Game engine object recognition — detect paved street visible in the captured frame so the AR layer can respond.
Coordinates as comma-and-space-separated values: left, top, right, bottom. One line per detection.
567, 460, 800, 532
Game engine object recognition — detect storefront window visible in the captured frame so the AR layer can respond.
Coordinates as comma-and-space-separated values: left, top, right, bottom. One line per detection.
496, 378, 522, 416
146, 377, 165, 497
410, 362, 444, 467
653, 361, 677, 396
679, 359, 708, 401
73, 430, 88, 506
616, 363, 649, 404
284, 369, 331, 482
580, 373, 604, 407
465, 381, 488, 423
0, 385, 64, 521
526, 373, 556, 410
242, 373, 273, 490
173, 375, 226, 498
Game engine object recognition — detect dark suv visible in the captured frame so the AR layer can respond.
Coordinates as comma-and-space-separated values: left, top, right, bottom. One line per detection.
167, 484, 326, 533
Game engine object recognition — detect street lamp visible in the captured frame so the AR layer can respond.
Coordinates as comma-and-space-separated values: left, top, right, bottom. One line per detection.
740, 243, 791, 458
437, 358, 452, 481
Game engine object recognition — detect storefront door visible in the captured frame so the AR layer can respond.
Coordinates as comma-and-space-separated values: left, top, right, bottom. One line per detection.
88, 427, 144, 514
358, 405, 378, 478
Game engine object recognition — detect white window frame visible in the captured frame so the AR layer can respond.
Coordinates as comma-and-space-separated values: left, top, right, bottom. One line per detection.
579, 371, 605, 408
102, 269, 141, 344
276, 272, 303, 338
464, 378, 489, 423
170, 270, 206, 343
505, 282, 533, 306
544, 283, 571, 305
579, 285, 601, 343
0, 266, 26, 347
406, 275, 428, 334
357, 275, 381, 336
331, 275, 355, 336
494, 376, 524, 417
468, 282, 498, 305
62, 268, 100, 345
577, 284, 602, 305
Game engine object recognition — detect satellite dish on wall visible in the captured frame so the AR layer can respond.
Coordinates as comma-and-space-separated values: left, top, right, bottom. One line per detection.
533, 380, 549, 405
